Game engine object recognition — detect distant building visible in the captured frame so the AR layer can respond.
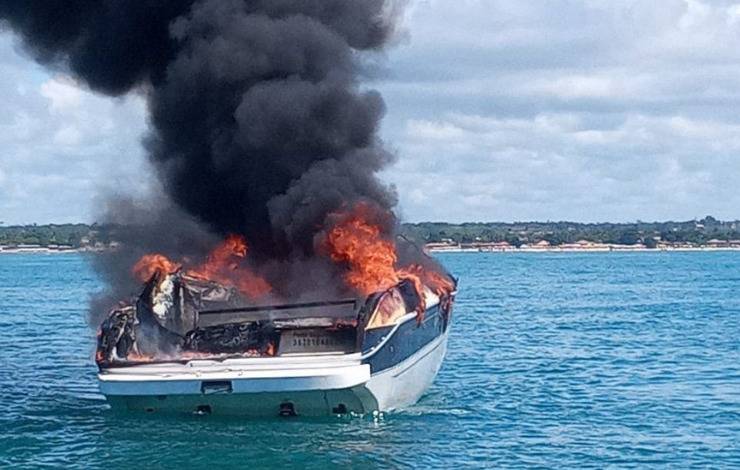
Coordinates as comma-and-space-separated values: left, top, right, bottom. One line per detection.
424, 242, 461, 253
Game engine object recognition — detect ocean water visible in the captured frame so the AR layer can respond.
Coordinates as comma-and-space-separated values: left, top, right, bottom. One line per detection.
0, 252, 738, 469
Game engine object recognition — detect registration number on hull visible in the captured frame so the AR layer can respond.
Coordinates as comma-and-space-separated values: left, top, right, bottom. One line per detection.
279, 329, 355, 354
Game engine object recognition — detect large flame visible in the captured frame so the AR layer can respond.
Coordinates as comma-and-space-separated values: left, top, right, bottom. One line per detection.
325, 203, 454, 314
132, 234, 271, 299
326, 204, 400, 296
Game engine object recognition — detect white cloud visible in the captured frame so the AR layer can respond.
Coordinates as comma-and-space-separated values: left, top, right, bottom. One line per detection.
0, 35, 151, 224
376, 0, 740, 222
381, 108, 740, 222
727, 3, 740, 24
53, 126, 82, 146
40, 76, 83, 112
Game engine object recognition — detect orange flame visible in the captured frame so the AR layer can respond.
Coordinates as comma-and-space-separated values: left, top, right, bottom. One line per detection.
325, 203, 454, 315
326, 205, 400, 296
132, 235, 271, 299
398, 264, 456, 297
186, 234, 271, 299
132, 254, 182, 282
126, 351, 156, 363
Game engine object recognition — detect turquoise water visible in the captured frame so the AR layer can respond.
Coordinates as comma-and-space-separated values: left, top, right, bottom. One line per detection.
0, 252, 738, 468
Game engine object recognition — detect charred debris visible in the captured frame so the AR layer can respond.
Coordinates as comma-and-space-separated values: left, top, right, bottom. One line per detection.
96, 268, 455, 368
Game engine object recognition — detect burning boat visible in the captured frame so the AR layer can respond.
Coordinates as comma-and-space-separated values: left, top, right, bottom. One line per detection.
96, 229, 457, 417
3, 0, 456, 419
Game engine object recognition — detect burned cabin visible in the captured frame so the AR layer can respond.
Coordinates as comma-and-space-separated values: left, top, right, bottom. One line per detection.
96, 271, 439, 367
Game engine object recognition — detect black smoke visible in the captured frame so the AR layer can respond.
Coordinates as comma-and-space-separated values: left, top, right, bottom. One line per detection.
0, 0, 400, 255
1, 1, 453, 314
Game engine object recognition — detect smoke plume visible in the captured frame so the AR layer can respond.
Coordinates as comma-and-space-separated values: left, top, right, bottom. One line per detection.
1, 1, 445, 310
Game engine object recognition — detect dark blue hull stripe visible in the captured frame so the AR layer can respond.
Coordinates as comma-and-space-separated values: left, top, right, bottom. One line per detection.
361, 305, 446, 374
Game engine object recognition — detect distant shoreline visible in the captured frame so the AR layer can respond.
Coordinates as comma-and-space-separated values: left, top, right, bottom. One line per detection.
426, 246, 740, 253
3, 247, 740, 255
3, 217, 739, 254
0, 248, 87, 255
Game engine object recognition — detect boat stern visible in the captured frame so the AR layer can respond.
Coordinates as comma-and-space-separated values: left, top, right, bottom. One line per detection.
99, 354, 377, 417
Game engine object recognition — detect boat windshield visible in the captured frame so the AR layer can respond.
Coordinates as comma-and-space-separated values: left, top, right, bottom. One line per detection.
366, 287, 407, 329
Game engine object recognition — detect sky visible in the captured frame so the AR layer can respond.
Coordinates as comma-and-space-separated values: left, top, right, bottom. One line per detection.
2, 0, 740, 224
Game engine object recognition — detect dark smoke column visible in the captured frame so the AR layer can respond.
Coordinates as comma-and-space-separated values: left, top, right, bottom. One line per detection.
0, 0, 401, 257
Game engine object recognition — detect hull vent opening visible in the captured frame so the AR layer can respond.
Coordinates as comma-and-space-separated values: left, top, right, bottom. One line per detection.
201, 381, 233, 395
279, 402, 297, 417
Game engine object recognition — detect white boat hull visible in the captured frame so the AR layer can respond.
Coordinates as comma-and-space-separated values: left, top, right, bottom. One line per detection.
99, 328, 449, 417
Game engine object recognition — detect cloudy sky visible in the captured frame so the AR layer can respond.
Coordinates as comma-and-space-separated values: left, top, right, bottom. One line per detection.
3, 0, 740, 224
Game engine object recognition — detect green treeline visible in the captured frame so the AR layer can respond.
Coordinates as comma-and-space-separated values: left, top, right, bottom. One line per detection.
0, 223, 112, 248
400, 216, 740, 247
1, 216, 739, 248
